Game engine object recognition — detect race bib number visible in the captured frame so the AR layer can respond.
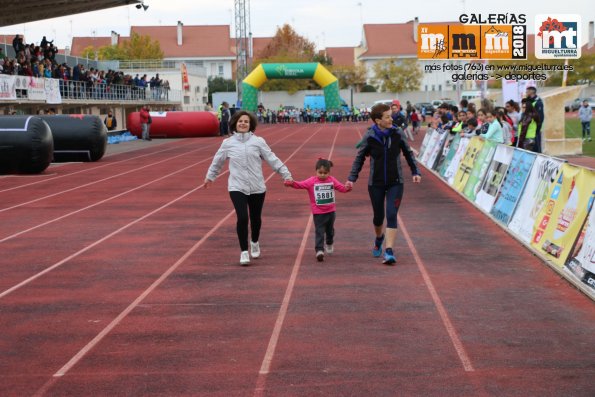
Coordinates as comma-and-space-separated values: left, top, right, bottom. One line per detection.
314, 182, 335, 205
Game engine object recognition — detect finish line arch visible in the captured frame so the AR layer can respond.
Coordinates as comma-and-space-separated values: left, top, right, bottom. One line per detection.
241, 63, 341, 112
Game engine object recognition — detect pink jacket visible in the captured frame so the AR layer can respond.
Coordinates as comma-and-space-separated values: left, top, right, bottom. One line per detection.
288, 176, 349, 214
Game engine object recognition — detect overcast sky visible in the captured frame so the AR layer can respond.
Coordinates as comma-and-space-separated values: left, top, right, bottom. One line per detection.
0, 0, 593, 50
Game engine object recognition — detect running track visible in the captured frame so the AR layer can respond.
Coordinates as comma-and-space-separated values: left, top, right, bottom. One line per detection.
0, 122, 593, 396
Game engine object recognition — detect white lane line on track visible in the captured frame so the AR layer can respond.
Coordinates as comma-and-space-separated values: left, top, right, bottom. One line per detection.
253, 125, 341, 397
0, 126, 298, 299
352, 127, 474, 372
47, 125, 324, 381
398, 216, 475, 372
0, 142, 217, 213
0, 160, 204, 244
0, 139, 204, 193
0, 126, 292, 242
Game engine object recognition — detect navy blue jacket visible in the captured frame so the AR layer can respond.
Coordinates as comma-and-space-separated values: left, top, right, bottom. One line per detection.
348, 126, 420, 186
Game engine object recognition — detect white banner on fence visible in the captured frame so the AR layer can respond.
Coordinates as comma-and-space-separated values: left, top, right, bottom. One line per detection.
508, 155, 564, 243
418, 128, 434, 161
44, 79, 62, 104
420, 129, 439, 165
28, 77, 46, 101
445, 137, 470, 185
0, 74, 17, 100
567, 201, 595, 275
474, 144, 514, 213
425, 131, 448, 170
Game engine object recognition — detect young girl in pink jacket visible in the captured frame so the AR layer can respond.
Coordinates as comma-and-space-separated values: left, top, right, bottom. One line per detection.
285, 158, 351, 261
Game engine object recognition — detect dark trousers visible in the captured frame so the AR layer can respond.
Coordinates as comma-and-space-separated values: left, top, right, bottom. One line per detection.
313, 212, 336, 252
534, 131, 542, 153
368, 184, 404, 228
229, 191, 266, 251
582, 121, 591, 137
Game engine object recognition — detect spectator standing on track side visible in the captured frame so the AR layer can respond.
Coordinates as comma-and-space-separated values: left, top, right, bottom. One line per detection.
284, 158, 351, 262
479, 110, 504, 144
104, 110, 117, 131
517, 99, 540, 151
346, 103, 421, 265
204, 110, 293, 266
219, 102, 230, 136
139, 105, 152, 141
526, 86, 544, 153
578, 99, 592, 142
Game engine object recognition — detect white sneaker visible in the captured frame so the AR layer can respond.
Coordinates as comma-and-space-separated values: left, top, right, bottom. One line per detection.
325, 244, 334, 254
316, 251, 325, 262
240, 251, 250, 265
250, 241, 260, 258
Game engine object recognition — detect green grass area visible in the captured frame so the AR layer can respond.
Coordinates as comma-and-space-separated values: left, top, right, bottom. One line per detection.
565, 118, 594, 157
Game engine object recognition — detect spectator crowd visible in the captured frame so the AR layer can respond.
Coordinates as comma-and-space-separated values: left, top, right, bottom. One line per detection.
1, 34, 171, 101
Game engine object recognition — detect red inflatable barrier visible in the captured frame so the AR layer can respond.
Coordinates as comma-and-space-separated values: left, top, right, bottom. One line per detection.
127, 111, 219, 138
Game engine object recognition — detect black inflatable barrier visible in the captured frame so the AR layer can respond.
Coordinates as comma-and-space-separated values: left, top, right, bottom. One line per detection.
40, 115, 107, 162
0, 116, 53, 174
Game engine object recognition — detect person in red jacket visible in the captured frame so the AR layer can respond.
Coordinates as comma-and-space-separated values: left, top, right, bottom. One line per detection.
139, 105, 152, 141
285, 158, 351, 261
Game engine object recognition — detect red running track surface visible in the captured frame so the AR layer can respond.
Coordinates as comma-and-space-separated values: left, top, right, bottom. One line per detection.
0, 122, 593, 396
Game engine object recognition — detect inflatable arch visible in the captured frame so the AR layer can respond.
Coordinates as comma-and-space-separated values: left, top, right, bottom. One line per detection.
242, 63, 341, 112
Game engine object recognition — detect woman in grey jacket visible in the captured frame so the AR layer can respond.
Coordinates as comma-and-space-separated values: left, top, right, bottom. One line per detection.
205, 110, 293, 265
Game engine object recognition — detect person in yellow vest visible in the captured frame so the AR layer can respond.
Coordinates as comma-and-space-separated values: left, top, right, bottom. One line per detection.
104, 110, 117, 131
217, 104, 223, 121
517, 99, 540, 151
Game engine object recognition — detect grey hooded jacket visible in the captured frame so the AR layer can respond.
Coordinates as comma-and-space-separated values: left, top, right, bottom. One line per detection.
206, 132, 292, 194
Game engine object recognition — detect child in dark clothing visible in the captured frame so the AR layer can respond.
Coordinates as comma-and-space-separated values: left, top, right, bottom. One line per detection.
285, 159, 351, 261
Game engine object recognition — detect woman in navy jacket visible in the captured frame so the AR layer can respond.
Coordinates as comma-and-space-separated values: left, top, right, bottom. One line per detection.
346, 103, 421, 264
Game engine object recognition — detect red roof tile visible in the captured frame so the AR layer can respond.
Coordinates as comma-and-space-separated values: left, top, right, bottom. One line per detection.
359, 21, 462, 58
70, 36, 113, 56
325, 47, 355, 66
361, 23, 417, 58
131, 25, 235, 58
581, 43, 595, 56
251, 37, 273, 58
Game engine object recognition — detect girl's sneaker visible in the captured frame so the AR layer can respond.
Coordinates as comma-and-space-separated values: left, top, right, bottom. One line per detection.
325, 244, 334, 254
316, 251, 325, 261
240, 251, 250, 265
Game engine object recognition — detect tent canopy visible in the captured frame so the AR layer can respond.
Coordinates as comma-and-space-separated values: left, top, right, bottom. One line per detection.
0, 1, 141, 27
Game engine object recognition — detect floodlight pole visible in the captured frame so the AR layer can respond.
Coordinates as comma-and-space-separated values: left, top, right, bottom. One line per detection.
234, 0, 251, 105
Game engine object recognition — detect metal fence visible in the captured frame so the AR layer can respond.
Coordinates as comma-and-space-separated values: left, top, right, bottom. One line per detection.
56, 79, 181, 102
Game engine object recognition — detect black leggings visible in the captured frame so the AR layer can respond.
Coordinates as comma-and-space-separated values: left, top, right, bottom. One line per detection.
229, 191, 266, 251
368, 184, 404, 228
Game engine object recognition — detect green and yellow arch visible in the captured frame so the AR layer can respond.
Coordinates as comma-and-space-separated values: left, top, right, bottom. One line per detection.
242, 63, 340, 112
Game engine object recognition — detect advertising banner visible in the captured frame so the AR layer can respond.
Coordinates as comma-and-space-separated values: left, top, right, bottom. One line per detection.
44, 78, 62, 104
530, 164, 595, 267
508, 156, 563, 243
566, 202, 595, 290
181, 63, 190, 91
463, 140, 497, 201
0, 75, 17, 100
475, 144, 514, 213
28, 77, 46, 101
490, 149, 537, 225
452, 136, 484, 192
439, 134, 461, 177
425, 131, 448, 170
417, 128, 435, 161
444, 137, 470, 185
